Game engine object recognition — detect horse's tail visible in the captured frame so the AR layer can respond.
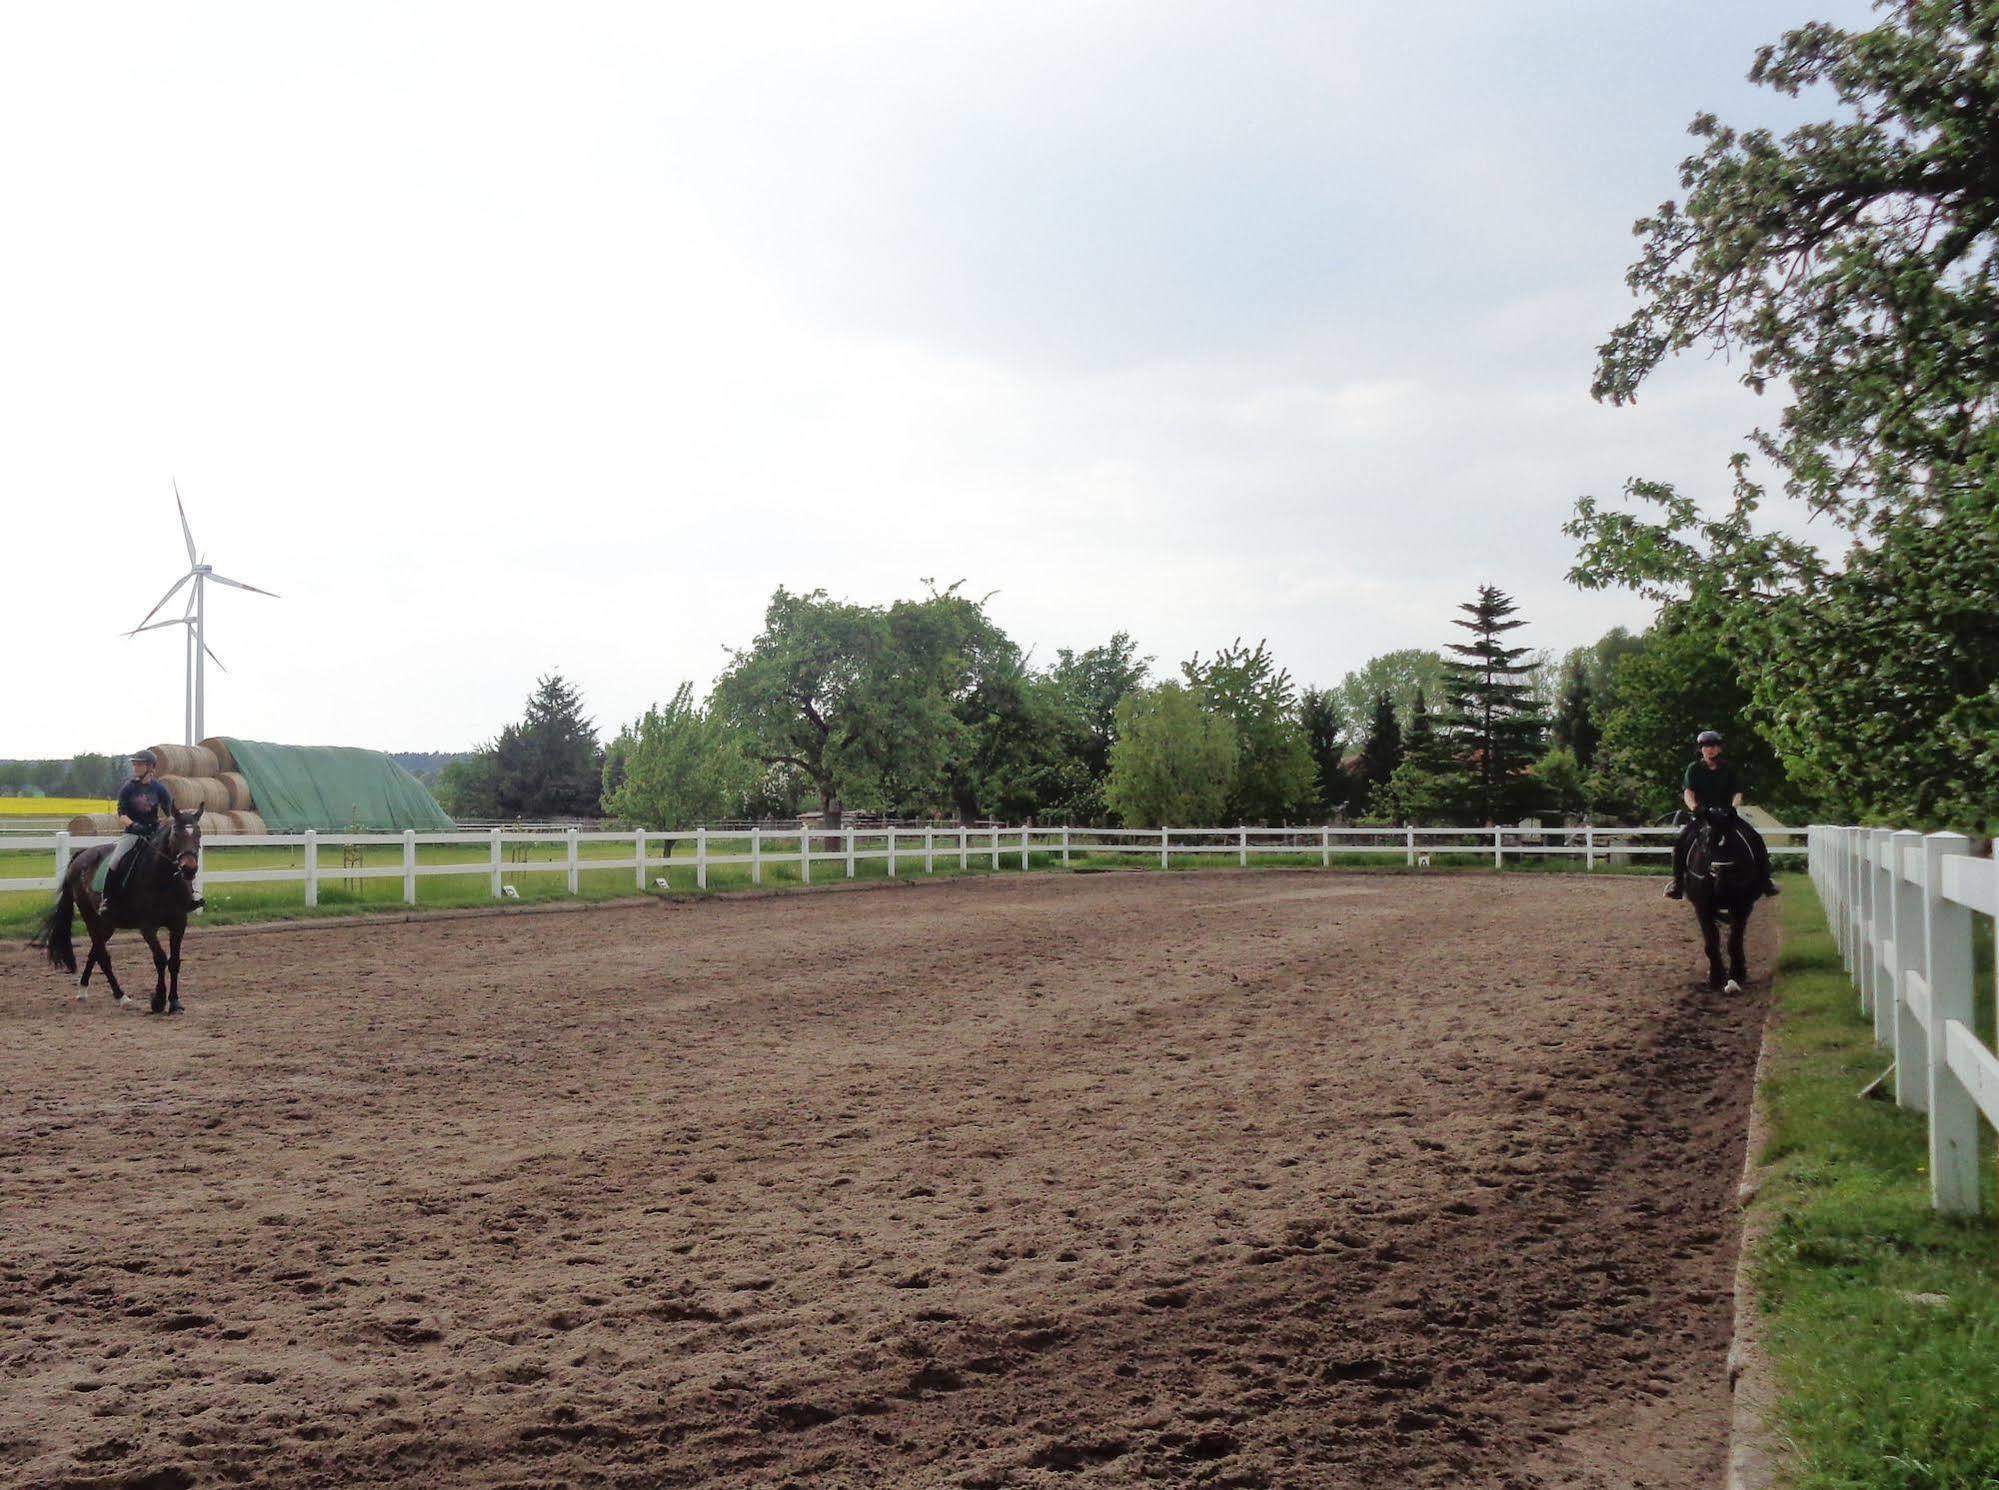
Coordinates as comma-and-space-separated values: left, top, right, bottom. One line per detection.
29, 880, 78, 973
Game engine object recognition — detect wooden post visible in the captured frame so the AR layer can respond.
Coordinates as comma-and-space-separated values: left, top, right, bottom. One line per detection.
1406, 824, 1415, 867
1239, 826, 1248, 867
696, 826, 708, 889
751, 825, 763, 886
1021, 825, 1030, 870
304, 829, 318, 907
54, 830, 70, 891
1492, 827, 1503, 870
1584, 824, 1595, 872
1321, 825, 1330, 868
635, 829, 647, 891
1870, 827, 1894, 1043
403, 829, 417, 905
1890, 829, 1926, 1110
888, 827, 898, 879
490, 828, 502, 898
1062, 826, 1071, 865
990, 826, 1000, 870
800, 825, 811, 885
565, 826, 579, 896
1923, 833, 1978, 1212
846, 826, 856, 879
1160, 826, 1169, 869
925, 824, 934, 874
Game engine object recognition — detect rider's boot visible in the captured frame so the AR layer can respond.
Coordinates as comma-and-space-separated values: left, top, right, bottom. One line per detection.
1663, 876, 1684, 900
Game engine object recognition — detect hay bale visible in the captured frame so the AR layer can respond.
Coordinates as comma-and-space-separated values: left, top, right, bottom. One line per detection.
149, 743, 221, 778
68, 813, 123, 836
217, 771, 254, 810
159, 774, 229, 814
198, 811, 234, 835
200, 736, 235, 772
228, 809, 268, 835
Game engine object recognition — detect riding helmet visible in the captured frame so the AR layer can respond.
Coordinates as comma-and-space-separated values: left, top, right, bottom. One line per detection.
130, 748, 158, 767
1695, 730, 1723, 747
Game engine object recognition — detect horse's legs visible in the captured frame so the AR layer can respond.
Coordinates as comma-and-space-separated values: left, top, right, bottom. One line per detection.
139, 928, 170, 1013
76, 904, 127, 1005
165, 922, 184, 1015
1696, 906, 1725, 990
1729, 910, 1750, 986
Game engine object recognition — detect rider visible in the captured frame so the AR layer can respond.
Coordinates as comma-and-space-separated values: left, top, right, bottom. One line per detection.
99, 749, 175, 916
1664, 729, 1780, 900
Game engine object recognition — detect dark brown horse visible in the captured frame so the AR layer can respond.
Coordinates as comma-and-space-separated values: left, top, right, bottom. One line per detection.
1683, 804, 1763, 993
31, 811, 202, 1013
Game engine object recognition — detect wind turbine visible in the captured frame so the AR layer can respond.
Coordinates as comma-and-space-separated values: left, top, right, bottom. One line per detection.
128, 483, 279, 746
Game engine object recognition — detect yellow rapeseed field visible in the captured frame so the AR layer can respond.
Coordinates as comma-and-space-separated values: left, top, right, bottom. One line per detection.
0, 797, 115, 817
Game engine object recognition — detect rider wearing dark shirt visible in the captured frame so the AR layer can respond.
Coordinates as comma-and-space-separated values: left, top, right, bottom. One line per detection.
101, 750, 177, 911
1665, 731, 1779, 899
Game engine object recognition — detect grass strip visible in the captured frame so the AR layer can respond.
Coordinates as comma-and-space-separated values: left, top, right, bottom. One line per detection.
1751, 878, 1999, 1488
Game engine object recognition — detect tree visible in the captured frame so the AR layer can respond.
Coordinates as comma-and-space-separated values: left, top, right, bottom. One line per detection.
1354, 691, 1403, 810
485, 674, 603, 819
602, 684, 754, 832
435, 751, 500, 819
712, 588, 940, 823
1296, 687, 1345, 818
1334, 649, 1448, 735
1577, 4, 1999, 830
1551, 659, 1601, 769
1440, 586, 1548, 823
1050, 633, 1151, 822
1594, 4, 1999, 525
1374, 689, 1467, 824
1183, 638, 1316, 822
1103, 684, 1239, 828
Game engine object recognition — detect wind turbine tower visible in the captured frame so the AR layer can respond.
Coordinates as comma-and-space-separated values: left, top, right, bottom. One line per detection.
129, 484, 280, 745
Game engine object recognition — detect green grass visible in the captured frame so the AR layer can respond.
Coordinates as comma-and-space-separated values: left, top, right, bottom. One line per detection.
1752, 879, 1999, 1488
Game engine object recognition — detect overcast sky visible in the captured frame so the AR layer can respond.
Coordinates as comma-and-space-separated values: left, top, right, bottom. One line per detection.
2, 1, 1877, 758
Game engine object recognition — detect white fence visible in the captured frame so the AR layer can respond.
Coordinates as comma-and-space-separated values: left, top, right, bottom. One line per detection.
1, 821, 1813, 907
1811, 825, 1999, 1215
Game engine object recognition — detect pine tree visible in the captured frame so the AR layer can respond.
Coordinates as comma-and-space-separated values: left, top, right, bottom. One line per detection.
494, 673, 604, 818
1356, 690, 1403, 811
1551, 661, 1601, 769
1441, 587, 1548, 823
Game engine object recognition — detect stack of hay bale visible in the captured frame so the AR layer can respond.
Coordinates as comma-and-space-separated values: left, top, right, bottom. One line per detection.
66, 737, 269, 836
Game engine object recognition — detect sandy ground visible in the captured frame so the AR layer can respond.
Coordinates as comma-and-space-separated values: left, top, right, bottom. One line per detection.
0, 870, 1773, 1490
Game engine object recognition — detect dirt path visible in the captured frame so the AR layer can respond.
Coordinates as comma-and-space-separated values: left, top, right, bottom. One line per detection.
0, 871, 1772, 1489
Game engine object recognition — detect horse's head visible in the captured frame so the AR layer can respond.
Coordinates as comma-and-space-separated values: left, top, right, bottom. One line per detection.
165, 809, 202, 884
1693, 805, 1745, 888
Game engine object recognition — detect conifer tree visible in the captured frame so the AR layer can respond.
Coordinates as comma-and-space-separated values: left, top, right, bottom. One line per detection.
1441, 586, 1548, 823
1356, 690, 1403, 812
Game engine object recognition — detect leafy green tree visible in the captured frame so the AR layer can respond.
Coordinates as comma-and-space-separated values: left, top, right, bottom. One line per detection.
435, 751, 501, 818
1594, 3, 1999, 524
1104, 683, 1239, 828
492, 674, 603, 818
1551, 659, 1601, 769
1050, 632, 1151, 821
1334, 649, 1447, 734
1183, 638, 1316, 822
1296, 687, 1346, 818
1577, 5, 1999, 829
602, 684, 754, 832
1355, 691, 1403, 810
1374, 690, 1466, 823
1535, 746, 1586, 820
1440, 586, 1548, 823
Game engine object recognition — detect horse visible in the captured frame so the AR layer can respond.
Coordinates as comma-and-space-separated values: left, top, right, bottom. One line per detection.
1682, 804, 1762, 993
30, 810, 202, 1014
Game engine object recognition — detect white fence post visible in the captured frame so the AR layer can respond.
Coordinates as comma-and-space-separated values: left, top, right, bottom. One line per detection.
54, 830, 71, 889
490, 828, 502, 898
958, 825, 968, 870
1870, 827, 1894, 1043
1021, 825, 1030, 871
1321, 825, 1330, 867
635, 829, 647, 891
304, 829, 318, 907
1239, 826, 1248, 867
800, 825, 811, 885
751, 825, 763, 886
695, 826, 708, 889
403, 829, 417, 905
990, 826, 1001, 870
846, 826, 857, 879
1584, 824, 1595, 871
1890, 829, 1926, 1111
1160, 825, 1170, 869
1922, 832, 1978, 1212
1063, 825, 1072, 866
1406, 824, 1415, 867
565, 826, 579, 896
925, 825, 935, 874
888, 828, 899, 879
1493, 826, 1503, 870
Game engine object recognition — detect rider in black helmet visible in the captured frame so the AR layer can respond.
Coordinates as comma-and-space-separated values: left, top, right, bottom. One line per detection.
99, 749, 176, 916
1664, 729, 1780, 900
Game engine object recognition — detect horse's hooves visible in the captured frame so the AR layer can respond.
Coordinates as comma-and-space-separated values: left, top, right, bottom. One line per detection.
1725, 979, 1745, 994
168, 1003, 184, 1016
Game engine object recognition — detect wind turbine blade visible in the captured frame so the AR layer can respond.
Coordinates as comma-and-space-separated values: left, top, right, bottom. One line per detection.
201, 640, 228, 674
203, 571, 279, 598
173, 479, 198, 565
131, 617, 191, 635
129, 571, 193, 632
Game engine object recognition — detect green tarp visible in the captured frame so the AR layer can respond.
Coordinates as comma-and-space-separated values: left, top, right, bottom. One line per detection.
222, 738, 456, 833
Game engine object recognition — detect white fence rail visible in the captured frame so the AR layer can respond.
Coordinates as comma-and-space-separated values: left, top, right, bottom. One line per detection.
1811, 825, 1999, 1215
1, 821, 1809, 905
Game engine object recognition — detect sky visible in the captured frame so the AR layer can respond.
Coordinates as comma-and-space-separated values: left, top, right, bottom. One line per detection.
1, 0, 1880, 758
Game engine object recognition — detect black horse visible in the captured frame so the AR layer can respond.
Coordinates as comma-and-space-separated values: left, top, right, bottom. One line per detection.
1682, 804, 1763, 993
30, 811, 202, 1013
